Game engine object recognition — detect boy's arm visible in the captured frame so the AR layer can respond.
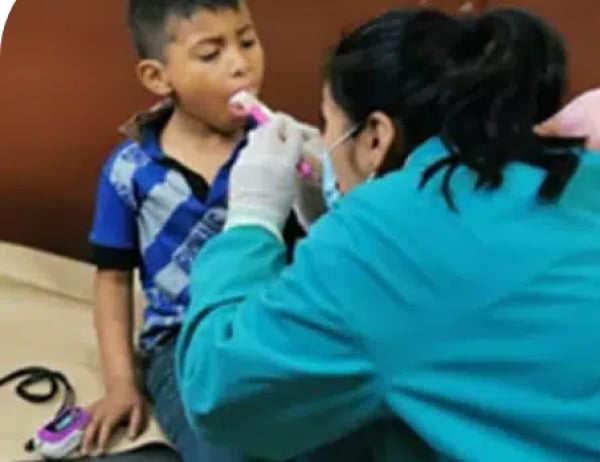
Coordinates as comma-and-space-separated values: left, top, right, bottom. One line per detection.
82, 269, 145, 456
94, 270, 136, 390
89, 148, 141, 387
83, 150, 144, 455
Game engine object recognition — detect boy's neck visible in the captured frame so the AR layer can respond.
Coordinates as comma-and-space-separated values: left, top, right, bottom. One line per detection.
161, 106, 244, 156
159, 106, 245, 183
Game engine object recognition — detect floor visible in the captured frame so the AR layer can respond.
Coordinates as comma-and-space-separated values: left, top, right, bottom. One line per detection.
15, 444, 182, 462
76, 445, 181, 462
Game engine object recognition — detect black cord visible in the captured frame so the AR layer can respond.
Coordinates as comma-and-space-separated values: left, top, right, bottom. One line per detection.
0, 366, 75, 410
0, 366, 76, 452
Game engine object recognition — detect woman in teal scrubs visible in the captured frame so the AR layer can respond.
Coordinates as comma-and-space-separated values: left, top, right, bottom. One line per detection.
177, 8, 600, 462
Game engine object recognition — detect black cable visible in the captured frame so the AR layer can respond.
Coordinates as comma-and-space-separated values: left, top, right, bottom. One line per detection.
0, 366, 75, 410
0, 366, 76, 452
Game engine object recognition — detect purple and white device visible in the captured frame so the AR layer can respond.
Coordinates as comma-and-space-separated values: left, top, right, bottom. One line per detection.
29, 406, 90, 459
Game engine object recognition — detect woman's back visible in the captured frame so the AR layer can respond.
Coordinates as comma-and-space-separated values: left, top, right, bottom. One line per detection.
176, 8, 600, 462
311, 137, 600, 460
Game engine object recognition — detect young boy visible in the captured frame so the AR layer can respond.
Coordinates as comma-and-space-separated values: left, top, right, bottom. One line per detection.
82, 1, 302, 460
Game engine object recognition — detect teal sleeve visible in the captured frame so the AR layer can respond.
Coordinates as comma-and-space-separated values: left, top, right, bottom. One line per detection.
176, 225, 383, 460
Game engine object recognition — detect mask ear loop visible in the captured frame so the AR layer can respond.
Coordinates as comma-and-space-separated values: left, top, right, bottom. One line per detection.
321, 122, 367, 209
326, 123, 363, 153
331, 122, 381, 181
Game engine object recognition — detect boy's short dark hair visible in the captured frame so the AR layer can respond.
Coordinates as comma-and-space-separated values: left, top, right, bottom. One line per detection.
128, 0, 241, 60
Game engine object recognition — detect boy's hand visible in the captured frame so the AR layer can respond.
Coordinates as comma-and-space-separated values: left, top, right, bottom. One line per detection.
81, 382, 146, 456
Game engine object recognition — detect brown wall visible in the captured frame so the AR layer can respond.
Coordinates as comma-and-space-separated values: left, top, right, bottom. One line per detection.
0, 0, 152, 260
488, 0, 600, 96
251, 0, 486, 123
0, 0, 597, 260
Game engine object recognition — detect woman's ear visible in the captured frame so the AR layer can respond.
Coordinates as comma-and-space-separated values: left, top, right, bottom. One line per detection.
135, 59, 173, 97
363, 111, 397, 174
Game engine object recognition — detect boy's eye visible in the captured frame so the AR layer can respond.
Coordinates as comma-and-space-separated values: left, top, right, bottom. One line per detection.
199, 50, 220, 62
240, 38, 257, 49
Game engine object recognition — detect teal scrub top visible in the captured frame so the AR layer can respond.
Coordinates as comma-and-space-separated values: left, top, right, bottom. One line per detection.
176, 137, 600, 461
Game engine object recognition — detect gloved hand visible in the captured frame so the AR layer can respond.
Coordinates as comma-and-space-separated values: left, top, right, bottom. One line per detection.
293, 136, 327, 230
294, 176, 327, 230
226, 114, 305, 239
535, 88, 600, 151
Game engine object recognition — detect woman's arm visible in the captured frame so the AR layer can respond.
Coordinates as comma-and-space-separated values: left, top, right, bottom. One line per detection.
176, 223, 385, 461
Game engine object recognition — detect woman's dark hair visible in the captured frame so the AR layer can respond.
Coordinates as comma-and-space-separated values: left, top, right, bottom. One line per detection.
325, 8, 584, 210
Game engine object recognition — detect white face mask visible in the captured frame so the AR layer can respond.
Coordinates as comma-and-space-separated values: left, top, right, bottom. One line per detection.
321, 125, 361, 208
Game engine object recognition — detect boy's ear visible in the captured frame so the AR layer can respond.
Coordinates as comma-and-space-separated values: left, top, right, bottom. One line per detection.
135, 59, 173, 97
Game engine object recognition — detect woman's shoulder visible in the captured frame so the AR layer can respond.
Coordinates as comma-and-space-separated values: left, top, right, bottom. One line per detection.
321, 145, 600, 256
349, 139, 600, 213
309, 168, 444, 260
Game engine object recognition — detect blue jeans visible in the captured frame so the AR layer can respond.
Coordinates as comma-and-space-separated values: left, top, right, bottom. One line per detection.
144, 336, 246, 462
144, 335, 367, 462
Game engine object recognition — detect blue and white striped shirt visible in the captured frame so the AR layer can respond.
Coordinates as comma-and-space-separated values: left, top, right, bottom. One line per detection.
90, 115, 247, 350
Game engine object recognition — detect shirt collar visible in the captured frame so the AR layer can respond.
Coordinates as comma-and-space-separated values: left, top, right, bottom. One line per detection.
119, 99, 174, 147
404, 136, 449, 171
118, 99, 257, 163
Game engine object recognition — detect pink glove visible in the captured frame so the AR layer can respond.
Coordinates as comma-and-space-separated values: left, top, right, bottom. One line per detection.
535, 89, 600, 151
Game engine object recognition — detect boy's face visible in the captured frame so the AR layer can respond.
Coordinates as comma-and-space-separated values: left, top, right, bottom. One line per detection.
141, 2, 264, 132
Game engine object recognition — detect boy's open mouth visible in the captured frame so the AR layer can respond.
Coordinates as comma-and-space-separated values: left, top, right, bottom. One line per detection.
229, 101, 249, 118
227, 86, 259, 118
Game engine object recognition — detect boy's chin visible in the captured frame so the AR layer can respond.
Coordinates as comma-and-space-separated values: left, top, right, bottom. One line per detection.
218, 115, 250, 134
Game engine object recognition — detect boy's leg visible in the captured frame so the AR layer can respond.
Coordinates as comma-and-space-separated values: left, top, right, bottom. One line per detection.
145, 336, 246, 462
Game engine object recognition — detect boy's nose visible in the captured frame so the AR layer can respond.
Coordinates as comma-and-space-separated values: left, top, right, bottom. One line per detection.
228, 49, 250, 78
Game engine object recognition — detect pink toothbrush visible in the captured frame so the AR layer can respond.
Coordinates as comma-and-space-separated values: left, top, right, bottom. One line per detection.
229, 91, 314, 179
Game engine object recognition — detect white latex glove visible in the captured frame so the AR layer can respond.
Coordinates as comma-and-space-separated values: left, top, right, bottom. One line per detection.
534, 88, 600, 150
266, 119, 327, 231
293, 136, 327, 230
226, 114, 305, 240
